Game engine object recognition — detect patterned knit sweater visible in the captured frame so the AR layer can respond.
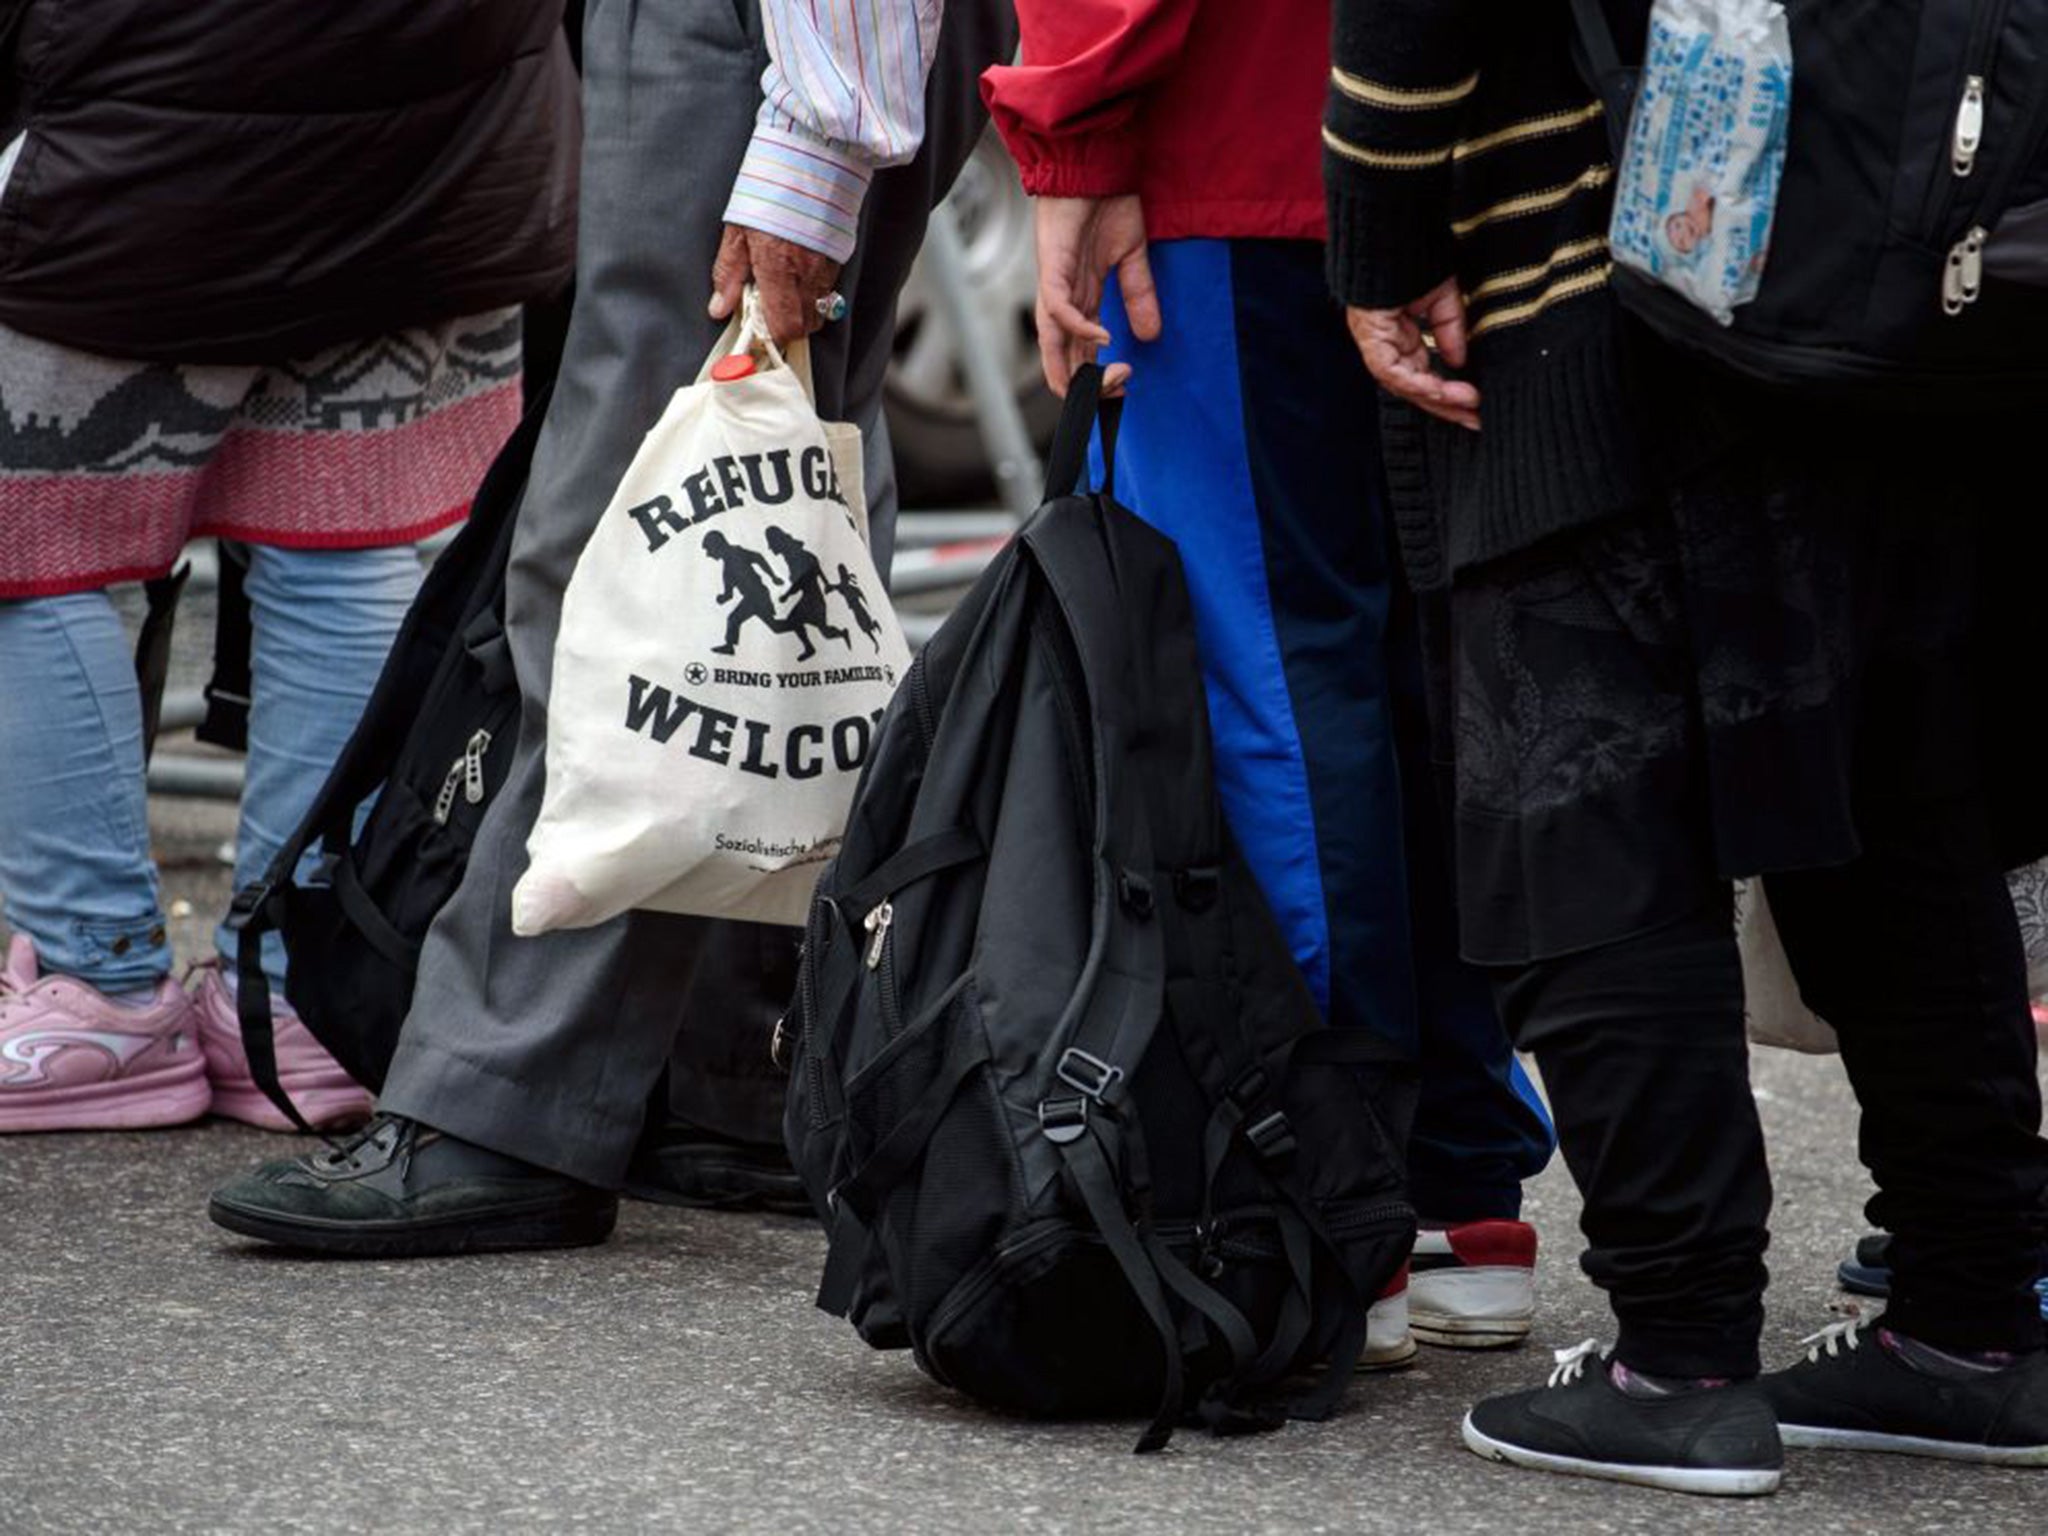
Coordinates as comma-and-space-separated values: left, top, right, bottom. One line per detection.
1323, 0, 1659, 581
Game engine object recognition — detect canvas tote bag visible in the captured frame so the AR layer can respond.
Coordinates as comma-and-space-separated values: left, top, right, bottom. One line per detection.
1741, 862, 2048, 1054
513, 291, 910, 935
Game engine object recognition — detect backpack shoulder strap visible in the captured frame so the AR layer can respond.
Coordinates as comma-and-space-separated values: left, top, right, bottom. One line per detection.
1566, 0, 1638, 160
229, 382, 552, 1133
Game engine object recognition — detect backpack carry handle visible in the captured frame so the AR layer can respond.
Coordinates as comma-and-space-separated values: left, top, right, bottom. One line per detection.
1042, 363, 1125, 502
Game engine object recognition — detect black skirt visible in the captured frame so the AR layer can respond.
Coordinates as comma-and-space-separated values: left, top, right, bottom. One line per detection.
1446, 404, 2048, 967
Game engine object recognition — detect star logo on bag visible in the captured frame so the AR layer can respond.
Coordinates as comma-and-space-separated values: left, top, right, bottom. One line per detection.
684, 663, 710, 686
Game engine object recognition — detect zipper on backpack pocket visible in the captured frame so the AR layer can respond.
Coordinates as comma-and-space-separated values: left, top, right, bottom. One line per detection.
1925, 0, 2039, 315
1922, 6, 2002, 235
431, 729, 494, 824
864, 900, 894, 969
865, 899, 905, 1038
908, 662, 937, 753
799, 914, 833, 1129
1943, 225, 1989, 314
1955, 75, 1987, 176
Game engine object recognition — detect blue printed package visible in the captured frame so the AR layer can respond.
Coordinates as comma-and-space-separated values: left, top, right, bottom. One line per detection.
1609, 0, 1792, 325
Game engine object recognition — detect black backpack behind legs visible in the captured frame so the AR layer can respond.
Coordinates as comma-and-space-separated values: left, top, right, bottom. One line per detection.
1572, 0, 2048, 401
225, 388, 549, 1126
784, 367, 1418, 1452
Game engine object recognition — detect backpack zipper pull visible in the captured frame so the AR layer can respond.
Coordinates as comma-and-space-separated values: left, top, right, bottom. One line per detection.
463, 728, 493, 805
1942, 225, 1988, 315
432, 752, 466, 824
1954, 74, 1985, 177
863, 900, 894, 970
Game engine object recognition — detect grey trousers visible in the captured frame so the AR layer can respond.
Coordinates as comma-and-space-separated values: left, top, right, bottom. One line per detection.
381, 0, 1013, 1184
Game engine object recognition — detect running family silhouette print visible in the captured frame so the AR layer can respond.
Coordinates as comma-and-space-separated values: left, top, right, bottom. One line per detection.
830, 563, 883, 651
703, 527, 855, 661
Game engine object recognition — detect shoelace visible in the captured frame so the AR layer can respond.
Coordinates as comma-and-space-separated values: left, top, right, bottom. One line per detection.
313, 1112, 414, 1174
1799, 1318, 1867, 1363
1550, 1339, 1608, 1388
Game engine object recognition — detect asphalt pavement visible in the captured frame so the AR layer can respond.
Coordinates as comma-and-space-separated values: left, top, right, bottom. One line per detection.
4, 597, 2047, 1533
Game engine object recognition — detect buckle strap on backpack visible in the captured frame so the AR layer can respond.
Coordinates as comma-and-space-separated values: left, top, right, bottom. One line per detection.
815, 1205, 877, 1318
1143, 1222, 1259, 1377
331, 856, 424, 972
833, 826, 983, 925
1054, 1126, 1185, 1453
224, 879, 316, 1138
828, 1025, 992, 1224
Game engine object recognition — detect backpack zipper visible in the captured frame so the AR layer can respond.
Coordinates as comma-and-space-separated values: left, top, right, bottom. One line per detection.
908, 662, 937, 753
432, 729, 494, 824
799, 914, 832, 1129
1954, 75, 1987, 177
1930, 0, 2015, 313
864, 900, 894, 969
463, 729, 491, 804
866, 900, 905, 1038
1943, 224, 1989, 314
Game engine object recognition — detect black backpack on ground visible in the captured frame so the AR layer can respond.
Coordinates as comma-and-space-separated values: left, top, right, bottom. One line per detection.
1571, 0, 2048, 401
226, 388, 548, 1126
783, 368, 1417, 1452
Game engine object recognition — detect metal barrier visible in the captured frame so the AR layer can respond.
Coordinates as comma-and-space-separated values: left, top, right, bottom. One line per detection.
146, 202, 1030, 803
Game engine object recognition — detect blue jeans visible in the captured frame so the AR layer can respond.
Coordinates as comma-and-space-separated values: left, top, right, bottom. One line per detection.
0, 544, 423, 993
1099, 239, 1555, 1220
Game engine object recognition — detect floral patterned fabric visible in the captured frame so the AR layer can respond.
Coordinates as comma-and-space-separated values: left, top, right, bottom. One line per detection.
1444, 419, 2048, 967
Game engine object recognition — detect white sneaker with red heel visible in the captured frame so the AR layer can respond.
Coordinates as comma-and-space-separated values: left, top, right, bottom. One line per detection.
1410, 1219, 1538, 1349
1362, 1263, 1420, 1371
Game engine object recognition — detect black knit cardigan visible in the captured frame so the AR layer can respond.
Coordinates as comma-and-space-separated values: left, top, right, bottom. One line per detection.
1323, 0, 1659, 583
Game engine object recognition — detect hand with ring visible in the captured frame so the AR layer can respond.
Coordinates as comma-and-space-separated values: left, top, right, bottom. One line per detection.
709, 224, 845, 345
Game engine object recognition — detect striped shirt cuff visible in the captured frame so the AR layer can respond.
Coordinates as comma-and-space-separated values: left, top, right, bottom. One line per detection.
724, 117, 874, 266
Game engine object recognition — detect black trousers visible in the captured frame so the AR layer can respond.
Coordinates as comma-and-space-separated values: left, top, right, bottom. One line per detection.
1495, 807, 2048, 1378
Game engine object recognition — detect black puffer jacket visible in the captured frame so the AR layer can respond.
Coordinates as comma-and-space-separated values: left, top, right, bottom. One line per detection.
0, 0, 579, 362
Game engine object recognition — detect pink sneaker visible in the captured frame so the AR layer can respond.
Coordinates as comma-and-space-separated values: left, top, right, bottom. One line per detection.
190, 962, 372, 1132
0, 935, 210, 1131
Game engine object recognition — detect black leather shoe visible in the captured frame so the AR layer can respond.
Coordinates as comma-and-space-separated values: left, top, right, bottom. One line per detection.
208, 1113, 618, 1256
622, 1117, 813, 1217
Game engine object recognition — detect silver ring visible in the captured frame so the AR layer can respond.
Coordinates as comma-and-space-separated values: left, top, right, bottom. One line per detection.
816, 291, 848, 323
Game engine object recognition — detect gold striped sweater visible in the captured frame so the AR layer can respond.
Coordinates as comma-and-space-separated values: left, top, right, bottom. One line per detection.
1323, 0, 1657, 578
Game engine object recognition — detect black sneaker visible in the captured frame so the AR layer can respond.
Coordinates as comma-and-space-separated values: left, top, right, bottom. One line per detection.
622, 1117, 813, 1217
1763, 1319, 2048, 1467
1462, 1342, 1784, 1496
208, 1113, 619, 1257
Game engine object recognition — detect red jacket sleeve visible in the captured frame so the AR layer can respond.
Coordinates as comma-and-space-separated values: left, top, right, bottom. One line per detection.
979, 0, 1203, 199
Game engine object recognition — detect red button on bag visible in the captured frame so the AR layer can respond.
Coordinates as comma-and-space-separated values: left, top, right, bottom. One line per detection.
710, 354, 756, 382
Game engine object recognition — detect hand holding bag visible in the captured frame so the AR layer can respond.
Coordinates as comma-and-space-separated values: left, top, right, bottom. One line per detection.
513, 290, 911, 934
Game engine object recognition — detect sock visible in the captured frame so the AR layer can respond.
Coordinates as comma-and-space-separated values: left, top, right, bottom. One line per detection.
1610, 1360, 1734, 1398
1879, 1328, 2017, 1379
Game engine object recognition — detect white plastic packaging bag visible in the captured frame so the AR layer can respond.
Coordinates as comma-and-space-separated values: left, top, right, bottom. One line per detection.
513, 292, 910, 935
1609, 0, 1793, 325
